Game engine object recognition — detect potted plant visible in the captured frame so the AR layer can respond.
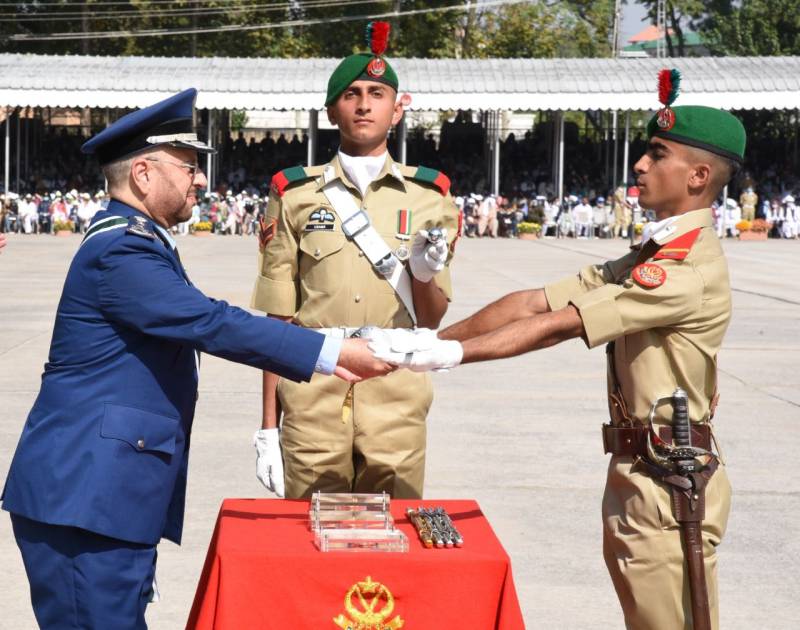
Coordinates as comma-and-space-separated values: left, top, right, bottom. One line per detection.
517, 221, 541, 240
737, 218, 769, 241
192, 221, 213, 236
53, 220, 75, 236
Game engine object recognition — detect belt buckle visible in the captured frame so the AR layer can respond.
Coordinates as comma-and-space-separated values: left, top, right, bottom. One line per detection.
341, 210, 370, 239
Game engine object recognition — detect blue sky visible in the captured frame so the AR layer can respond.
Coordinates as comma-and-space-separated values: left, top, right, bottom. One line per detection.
621, 1, 651, 43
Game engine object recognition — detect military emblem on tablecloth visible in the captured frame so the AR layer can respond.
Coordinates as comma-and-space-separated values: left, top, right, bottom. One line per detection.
258, 216, 278, 251
632, 263, 667, 288
305, 207, 336, 232
333, 576, 404, 630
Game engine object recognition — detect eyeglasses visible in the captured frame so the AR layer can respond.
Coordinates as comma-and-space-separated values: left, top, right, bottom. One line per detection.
145, 157, 200, 178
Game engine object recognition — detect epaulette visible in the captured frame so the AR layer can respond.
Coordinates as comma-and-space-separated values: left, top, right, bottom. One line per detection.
654, 228, 702, 261
269, 166, 316, 197
406, 165, 451, 196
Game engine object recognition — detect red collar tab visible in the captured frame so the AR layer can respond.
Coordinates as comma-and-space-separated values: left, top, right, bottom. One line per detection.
653, 227, 701, 261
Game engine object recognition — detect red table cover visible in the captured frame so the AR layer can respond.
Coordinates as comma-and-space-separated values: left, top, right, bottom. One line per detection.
187, 499, 524, 630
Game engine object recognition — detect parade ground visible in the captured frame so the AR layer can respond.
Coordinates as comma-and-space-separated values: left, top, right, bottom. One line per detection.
1, 233, 797, 629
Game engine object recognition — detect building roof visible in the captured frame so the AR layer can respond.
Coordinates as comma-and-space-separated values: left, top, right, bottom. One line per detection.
1, 53, 799, 112
628, 25, 674, 44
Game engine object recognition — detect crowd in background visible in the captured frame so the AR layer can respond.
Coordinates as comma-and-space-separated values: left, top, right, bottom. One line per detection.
2, 115, 799, 241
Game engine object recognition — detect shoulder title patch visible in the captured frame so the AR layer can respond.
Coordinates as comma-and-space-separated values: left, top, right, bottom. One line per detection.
412, 166, 450, 196
632, 263, 667, 288
126, 215, 156, 240
270, 165, 311, 197
654, 227, 701, 261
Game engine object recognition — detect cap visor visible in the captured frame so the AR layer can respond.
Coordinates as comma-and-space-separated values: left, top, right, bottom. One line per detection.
169, 140, 216, 155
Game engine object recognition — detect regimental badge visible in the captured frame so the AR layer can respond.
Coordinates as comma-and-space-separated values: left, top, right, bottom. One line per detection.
305, 207, 337, 232
656, 107, 676, 131
367, 57, 386, 78
396, 209, 412, 240
126, 215, 155, 240
333, 576, 404, 630
258, 216, 278, 251
632, 263, 667, 288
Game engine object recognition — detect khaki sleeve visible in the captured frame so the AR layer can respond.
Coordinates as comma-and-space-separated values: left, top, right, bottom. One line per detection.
571, 259, 704, 349
433, 191, 460, 301
544, 249, 639, 310
250, 191, 300, 315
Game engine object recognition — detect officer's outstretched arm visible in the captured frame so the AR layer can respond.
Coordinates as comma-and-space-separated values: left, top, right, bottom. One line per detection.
459, 305, 584, 364
439, 288, 550, 342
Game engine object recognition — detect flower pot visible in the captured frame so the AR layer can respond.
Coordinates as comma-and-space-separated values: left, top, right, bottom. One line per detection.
518, 233, 539, 241
55, 230, 73, 237
738, 231, 767, 241
192, 231, 212, 237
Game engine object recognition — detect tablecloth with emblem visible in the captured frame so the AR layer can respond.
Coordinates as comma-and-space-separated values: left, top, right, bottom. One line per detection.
186, 498, 524, 629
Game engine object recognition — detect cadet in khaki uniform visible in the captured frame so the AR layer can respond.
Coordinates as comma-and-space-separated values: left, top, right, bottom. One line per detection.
251, 22, 459, 499
375, 75, 745, 629
739, 185, 758, 222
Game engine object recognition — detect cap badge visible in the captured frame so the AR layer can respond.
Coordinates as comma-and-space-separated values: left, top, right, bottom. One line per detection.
367, 57, 386, 78
656, 107, 676, 131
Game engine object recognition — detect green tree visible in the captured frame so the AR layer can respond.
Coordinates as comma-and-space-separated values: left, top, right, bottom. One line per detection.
696, 0, 800, 56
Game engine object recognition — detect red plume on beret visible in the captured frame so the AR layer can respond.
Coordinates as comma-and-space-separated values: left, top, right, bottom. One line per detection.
658, 68, 681, 107
366, 21, 391, 56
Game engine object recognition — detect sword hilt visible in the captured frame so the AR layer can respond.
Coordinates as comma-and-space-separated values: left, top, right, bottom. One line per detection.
671, 387, 697, 474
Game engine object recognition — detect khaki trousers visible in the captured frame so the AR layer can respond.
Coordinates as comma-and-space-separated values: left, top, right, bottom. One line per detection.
278, 369, 433, 499
603, 458, 732, 630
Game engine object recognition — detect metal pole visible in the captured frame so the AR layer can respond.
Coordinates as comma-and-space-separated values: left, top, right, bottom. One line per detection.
16, 110, 20, 192
24, 107, 29, 184
206, 110, 214, 192
623, 111, 630, 191
397, 114, 407, 165
307, 109, 318, 167
612, 110, 619, 190
604, 112, 610, 188
4, 108, 10, 196
558, 111, 565, 201
492, 111, 500, 197
722, 184, 728, 236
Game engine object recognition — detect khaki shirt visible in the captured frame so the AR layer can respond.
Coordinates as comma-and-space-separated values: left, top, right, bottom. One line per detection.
252, 154, 459, 328
545, 208, 731, 424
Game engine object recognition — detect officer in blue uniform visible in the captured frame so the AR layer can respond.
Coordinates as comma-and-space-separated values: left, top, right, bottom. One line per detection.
1, 88, 389, 630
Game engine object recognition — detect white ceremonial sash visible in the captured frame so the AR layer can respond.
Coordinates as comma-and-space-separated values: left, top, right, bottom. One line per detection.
321, 165, 417, 325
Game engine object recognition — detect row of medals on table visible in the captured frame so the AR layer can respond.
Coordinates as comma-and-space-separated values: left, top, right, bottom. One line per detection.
309, 492, 464, 552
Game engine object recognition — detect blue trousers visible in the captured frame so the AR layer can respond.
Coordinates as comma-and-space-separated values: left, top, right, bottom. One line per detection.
11, 513, 157, 630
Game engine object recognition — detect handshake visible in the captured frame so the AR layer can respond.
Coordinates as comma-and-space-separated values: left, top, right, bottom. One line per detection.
335, 327, 463, 382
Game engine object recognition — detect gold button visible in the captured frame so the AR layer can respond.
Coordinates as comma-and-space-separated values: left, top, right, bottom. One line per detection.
358, 251, 365, 257
137, 439, 145, 449
354, 294, 362, 303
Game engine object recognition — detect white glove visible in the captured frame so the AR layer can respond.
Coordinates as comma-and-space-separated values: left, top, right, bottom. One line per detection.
357, 327, 439, 353
253, 428, 285, 498
409, 228, 449, 283
369, 337, 463, 372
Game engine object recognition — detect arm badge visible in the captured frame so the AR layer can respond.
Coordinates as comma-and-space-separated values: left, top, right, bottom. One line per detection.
258, 216, 278, 251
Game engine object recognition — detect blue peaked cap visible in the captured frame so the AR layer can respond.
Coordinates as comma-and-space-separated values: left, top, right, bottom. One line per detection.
82, 88, 214, 166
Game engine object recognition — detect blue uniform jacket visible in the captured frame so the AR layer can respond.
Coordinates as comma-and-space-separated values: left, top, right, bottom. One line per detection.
2, 200, 324, 545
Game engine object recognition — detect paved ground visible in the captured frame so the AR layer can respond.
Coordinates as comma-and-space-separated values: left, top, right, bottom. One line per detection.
1, 232, 798, 629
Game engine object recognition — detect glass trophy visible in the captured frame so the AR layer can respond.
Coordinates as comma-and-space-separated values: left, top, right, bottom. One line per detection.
309, 492, 409, 552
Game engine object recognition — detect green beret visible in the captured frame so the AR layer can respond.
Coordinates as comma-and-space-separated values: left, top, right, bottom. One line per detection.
647, 105, 746, 163
325, 53, 399, 107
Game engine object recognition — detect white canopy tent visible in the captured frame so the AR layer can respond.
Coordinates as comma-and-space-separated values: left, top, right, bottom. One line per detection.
2, 53, 800, 196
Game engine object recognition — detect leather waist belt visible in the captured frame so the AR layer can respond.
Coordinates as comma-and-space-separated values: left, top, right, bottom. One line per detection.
602, 423, 712, 456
